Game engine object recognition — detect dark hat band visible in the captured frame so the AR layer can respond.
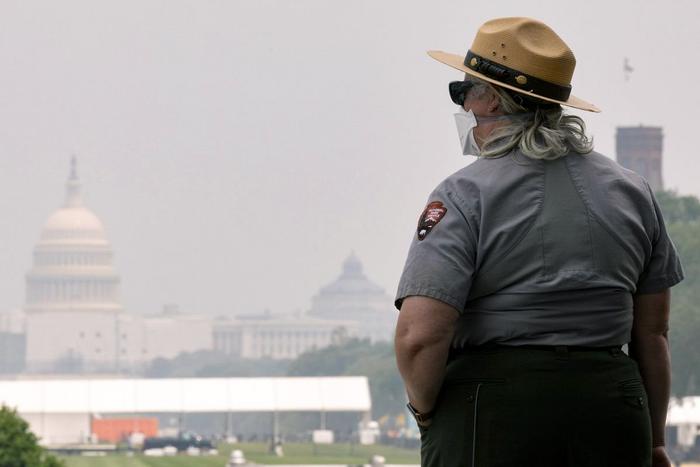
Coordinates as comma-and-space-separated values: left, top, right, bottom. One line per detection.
464, 50, 572, 102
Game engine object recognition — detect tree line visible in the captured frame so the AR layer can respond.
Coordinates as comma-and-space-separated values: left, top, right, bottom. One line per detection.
656, 190, 700, 396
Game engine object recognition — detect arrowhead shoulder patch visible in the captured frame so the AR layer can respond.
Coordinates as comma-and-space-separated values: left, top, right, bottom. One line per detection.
417, 201, 447, 241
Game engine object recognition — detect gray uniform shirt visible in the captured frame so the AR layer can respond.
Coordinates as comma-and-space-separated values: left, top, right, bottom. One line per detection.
395, 150, 684, 347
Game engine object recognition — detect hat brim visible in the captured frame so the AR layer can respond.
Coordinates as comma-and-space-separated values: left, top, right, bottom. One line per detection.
427, 50, 601, 113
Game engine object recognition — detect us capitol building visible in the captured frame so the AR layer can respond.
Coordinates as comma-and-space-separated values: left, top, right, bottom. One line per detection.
0, 160, 397, 373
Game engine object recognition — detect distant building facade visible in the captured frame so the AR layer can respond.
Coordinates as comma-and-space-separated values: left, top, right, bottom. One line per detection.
0, 310, 26, 373
213, 311, 354, 359
138, 308, 212, 362
213, 253, 397, 360
616, 126, 664, 192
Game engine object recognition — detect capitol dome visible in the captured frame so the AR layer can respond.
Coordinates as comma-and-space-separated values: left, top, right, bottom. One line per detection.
43, 207, 104, 232
308, 252, 396, 342
24, 158, 121, 313
316, 252, 385, 296
40, 206, 108, 247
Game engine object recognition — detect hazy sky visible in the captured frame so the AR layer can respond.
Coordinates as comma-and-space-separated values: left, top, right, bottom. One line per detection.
0, 0, 697, 317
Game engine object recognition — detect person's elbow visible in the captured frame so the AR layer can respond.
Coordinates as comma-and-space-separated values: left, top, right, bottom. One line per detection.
632, 324, 669, 342
395, 323, 448, 357
394, 296, 459, 357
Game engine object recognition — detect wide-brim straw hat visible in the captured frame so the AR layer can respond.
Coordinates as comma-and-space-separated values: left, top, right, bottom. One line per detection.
429, 17, 600, 112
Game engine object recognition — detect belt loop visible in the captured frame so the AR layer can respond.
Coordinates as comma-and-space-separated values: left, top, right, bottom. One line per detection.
555, 345, 568, 354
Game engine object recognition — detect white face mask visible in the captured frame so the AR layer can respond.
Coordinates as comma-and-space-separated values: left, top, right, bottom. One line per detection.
454, 108, 480, 156
453, 108, 534, 157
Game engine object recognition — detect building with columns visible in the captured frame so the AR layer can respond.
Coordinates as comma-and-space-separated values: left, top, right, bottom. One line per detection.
21, 159, 211, 373
24, 158, 123, 372
213, 311, 355, 359
213, 253, 397, 360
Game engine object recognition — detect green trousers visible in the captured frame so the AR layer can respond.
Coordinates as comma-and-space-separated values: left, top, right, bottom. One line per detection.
419, 346, 652, 467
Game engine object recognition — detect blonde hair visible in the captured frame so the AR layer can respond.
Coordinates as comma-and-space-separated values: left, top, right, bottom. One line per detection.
468, 77, 594, 160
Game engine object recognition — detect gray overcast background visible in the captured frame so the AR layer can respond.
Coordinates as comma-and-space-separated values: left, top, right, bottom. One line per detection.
0, 0, 697, 317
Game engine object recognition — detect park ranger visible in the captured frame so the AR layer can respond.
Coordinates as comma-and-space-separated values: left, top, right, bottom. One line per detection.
394, 17, 684, 467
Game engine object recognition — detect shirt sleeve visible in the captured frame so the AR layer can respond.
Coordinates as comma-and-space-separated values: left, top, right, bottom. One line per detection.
394, 181, 478, 313
635, 186, 685, 294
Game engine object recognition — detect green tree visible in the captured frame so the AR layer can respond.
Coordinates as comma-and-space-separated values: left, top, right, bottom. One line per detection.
0, 405, 64, 467
654, 190, 700, 396
655, 190, 700, 224
287, 339, 406, 418
666, 222, 700, 396
144, 350, 290, 378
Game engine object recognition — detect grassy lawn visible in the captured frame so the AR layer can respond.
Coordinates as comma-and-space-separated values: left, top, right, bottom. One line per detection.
60, 442, 420, 466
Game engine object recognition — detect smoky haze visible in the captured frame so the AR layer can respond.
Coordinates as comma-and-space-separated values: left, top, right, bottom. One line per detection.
0, 0, 697, 318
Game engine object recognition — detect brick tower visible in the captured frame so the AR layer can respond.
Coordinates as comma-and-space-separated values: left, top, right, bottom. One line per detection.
615, 126, 664, 192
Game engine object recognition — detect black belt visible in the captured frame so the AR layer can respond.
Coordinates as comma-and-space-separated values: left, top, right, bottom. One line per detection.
451, 344, 623, 355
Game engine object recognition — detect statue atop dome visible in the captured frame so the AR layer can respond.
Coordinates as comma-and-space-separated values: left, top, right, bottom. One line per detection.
65, 155, 82, 208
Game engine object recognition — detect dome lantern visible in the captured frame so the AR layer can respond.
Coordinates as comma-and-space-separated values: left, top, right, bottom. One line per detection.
64, 155, 83, 208
341, 251, 364, 278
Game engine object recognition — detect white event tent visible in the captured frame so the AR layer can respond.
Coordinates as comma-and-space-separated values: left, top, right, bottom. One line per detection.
0, 376, 371, 446
667, 397, 700, 447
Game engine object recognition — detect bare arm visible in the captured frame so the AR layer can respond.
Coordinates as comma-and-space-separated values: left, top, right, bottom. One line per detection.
394, 296, 459, 415
628, 289, 671, 449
